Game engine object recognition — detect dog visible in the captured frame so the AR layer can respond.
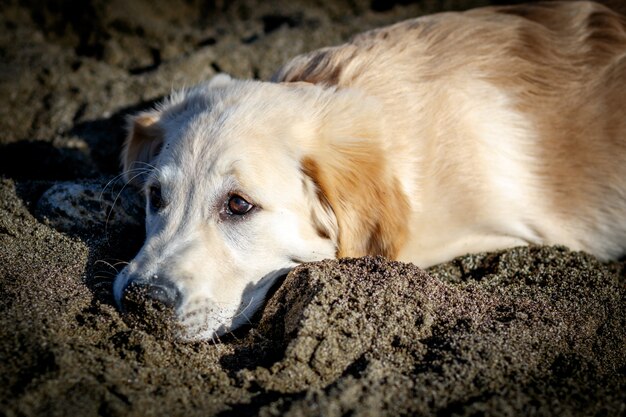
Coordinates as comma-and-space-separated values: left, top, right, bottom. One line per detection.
112, 1, 626, 340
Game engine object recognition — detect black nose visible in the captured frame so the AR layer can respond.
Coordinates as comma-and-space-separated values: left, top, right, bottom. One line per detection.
121, 275, 181, 314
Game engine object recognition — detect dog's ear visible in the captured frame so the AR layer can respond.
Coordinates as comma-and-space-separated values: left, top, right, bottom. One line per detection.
301, 90, 410, 259
301, 158, 339, 249
122, 111, 164, 185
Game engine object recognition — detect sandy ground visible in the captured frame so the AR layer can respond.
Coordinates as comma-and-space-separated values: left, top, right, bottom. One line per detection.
1, 1, 625, 416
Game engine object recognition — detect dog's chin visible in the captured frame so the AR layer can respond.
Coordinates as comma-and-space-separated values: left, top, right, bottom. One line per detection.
178, 323, 232, 342
174, 302, 236, 342
175, 272, 291, 342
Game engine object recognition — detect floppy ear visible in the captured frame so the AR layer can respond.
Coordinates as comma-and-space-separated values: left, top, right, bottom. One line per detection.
122, 111, 164, 185
301, 90, 410, 259
301, 160, 339, 246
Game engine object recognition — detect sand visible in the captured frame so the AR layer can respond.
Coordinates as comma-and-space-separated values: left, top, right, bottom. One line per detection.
1, 1, 624, 416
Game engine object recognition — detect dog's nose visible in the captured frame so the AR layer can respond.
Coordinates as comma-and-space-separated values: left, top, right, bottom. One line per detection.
121, 274, 181, 314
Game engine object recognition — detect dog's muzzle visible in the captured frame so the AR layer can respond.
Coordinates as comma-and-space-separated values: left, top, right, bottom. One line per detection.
120, 274, 182, 314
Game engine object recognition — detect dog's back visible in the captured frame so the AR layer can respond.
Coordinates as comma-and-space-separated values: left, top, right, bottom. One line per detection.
274, 1, 626, 265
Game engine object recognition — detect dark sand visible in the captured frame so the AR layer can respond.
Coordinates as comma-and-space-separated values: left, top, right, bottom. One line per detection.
1, 1, 625, 416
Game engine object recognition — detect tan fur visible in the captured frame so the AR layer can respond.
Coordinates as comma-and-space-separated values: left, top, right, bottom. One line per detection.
298, 88, 410, 258
301, 153, 409, 258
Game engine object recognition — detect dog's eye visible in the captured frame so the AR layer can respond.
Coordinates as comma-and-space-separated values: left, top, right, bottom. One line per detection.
149, 185, 164, 211
227, 195, 253, 215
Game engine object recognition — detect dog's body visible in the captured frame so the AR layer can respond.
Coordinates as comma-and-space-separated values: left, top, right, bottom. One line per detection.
113, 1, 626, 340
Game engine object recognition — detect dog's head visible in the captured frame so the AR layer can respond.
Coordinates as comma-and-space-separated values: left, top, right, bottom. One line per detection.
112, 75, 408, 340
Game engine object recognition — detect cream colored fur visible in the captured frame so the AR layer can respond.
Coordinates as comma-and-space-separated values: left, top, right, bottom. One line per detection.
114, 1, 626, 340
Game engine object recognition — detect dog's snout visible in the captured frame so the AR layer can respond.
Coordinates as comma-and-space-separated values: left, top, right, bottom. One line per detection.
121, 274, 181, 314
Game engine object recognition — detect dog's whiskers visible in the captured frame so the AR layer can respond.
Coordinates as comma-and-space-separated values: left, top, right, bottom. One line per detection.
104, 169, 154, 236
100, 172, 126, 200
92, 271, 116, 279
98, 167, 154, 213
90, 274, 115, 293
93, 259, 124, 273
98, 167, 154, 246
92, 274, 115, 281
105, 257, 130, 262
235, 297, 255, 326
130, 161, 163, 176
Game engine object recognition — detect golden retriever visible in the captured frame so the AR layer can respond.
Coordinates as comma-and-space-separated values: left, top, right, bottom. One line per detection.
113, 1, 626, 340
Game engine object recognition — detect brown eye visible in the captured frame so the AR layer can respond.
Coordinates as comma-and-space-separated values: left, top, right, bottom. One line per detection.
227, 195, 253, 215
149, 185, 164, 211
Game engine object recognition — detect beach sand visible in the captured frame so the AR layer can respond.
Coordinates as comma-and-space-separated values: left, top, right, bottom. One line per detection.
1, 1, 624, 415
